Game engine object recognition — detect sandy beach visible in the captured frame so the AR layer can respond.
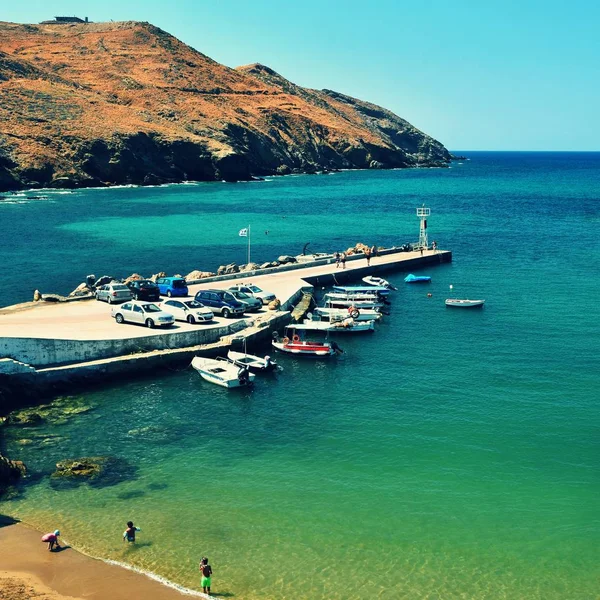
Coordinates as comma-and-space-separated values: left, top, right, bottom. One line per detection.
0, 521, 203, 600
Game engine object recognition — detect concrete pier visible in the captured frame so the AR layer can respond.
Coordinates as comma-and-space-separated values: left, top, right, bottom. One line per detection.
0, 247, 450, 393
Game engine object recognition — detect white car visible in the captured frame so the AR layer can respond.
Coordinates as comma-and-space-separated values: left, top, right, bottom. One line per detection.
228, 283, 276, 305
161, 299, 214, 324
111, 301, 174, 328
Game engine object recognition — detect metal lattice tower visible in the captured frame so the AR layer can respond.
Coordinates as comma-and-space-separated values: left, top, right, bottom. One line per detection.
416, 205, 430, 249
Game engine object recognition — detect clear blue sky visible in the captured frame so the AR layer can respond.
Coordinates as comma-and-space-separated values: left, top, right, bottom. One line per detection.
3, 0, 599, 150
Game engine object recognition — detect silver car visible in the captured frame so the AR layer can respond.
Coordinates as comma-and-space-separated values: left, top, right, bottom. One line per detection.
111, 301, 174, 328
228, 283, 275, 305
160, 299, 214, 324
227, 289, 262, 312
96, 282, 133, 304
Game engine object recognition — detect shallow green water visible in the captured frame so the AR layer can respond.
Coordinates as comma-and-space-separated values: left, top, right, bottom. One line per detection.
1, 153, 599, 598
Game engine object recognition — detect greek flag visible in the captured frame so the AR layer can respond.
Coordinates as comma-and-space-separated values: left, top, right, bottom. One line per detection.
239, 228, 248, 237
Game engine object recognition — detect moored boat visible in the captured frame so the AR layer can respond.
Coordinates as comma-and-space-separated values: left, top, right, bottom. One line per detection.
362, 276, 398, 290
227, 350, 279, 373
445, 298, 485, 308
191, 356, 255, 388
404, 273, 431, 283
314, 306, 382, 321
272, 329, 343, 357
332, 284, 391, 297
297, 316, 375, 333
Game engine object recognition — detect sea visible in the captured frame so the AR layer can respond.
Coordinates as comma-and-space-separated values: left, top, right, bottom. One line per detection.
0, 152, 599, 599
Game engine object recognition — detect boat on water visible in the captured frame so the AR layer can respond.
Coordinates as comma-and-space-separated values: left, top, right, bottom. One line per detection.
323, 295, 385, 310
227, 350, 279, 373
445, 298, 485, 308
297, 315, 376, 333
191, 356, 255, 388
314, 306, 382, 322
404, 273, 431, 283
272, 329, 343, 357
332, 284, 391, 297
362, 276, 398, 291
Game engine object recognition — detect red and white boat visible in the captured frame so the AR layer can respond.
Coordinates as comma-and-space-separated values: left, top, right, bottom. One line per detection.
272, 328, 342, 357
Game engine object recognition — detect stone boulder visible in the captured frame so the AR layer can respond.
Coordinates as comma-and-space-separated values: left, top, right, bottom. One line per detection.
86, 274, 96, 287
241, 262, 260, 272
69, 282, 92, 297
149, 271, 166, 282
123, 273, 143, 284
185, 270, 216, 281
217, 263, 239, 275
33, 289, 42, 301
94, 275, 113, 288
277, 255, 297, 264
267, 298, 281, 310
50, 455, 135, 488
0, 454, 26, 496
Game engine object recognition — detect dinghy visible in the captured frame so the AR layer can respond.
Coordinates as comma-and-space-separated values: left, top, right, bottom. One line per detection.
227, 350, 279, 373
314, 306, 382, 322
272, 329, 343, 357
191, 356, 255, 388
445, 298, 485, 308
404, 273, 431, 283
362, 276, 398, 290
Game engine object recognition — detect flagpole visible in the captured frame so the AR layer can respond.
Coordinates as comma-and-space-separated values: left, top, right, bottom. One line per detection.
247, 224, 251, 265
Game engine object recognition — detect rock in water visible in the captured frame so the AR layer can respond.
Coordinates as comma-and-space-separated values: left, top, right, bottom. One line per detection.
277, 255, 297, 264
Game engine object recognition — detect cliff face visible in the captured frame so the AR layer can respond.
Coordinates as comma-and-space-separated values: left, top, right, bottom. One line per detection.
0, 21, 451, 190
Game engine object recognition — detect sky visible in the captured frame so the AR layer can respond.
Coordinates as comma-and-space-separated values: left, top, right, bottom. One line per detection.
2, 0, 599, 151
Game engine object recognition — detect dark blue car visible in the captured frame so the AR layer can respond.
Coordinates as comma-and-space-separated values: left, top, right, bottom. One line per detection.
194, 289, 246, 318
156, 277, 189, 298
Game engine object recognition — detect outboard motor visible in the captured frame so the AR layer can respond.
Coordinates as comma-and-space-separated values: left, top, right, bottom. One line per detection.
238, 367, 250, 385
330, 341, 344, 355
272, 331, 280, 342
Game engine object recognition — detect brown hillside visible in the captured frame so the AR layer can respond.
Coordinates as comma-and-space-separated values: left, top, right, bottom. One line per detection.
0, 20, 451, 190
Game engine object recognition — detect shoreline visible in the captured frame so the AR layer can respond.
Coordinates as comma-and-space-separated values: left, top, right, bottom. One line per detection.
0, 521, 208, 599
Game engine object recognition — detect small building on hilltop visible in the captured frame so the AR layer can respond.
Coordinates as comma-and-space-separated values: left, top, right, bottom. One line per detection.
40, 16, 90, 24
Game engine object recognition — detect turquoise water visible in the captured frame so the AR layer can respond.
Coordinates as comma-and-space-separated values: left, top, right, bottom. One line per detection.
1, 153, 599, 598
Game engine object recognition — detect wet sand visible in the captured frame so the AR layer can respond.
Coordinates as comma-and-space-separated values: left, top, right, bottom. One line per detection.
0, 522, 205, 599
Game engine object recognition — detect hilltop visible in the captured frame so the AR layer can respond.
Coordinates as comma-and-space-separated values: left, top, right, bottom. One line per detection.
0, 20, 451, 190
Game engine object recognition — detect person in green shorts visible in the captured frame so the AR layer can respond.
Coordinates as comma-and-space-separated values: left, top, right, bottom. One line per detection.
200, 557, 213, 595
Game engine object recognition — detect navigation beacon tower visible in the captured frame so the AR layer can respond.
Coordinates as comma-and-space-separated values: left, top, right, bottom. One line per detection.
416, 204, 430, 250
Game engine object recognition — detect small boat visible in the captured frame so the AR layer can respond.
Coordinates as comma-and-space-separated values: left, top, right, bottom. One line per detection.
362, 276, 398, 291
272, 329, 342, 357
445, 298, 485, 308
191, 356, 255, 388
314, 306, 382, 322
332, 284, 391, 297
404, 273, 431, 283
324, 293, 385, 308
297, 316, 375, 333
227, 350, 279, 373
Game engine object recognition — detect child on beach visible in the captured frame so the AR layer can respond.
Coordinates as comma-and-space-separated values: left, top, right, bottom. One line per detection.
41, 530, 61, 551
199, 557, 213, 595
123, 521, 141, 543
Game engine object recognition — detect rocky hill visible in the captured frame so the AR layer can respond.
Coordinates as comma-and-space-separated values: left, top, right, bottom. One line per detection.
0, 20, 451, 191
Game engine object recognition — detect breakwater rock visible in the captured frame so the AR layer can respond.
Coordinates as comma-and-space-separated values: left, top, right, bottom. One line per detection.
0, 454, 26, 497
0, 21, 450, 192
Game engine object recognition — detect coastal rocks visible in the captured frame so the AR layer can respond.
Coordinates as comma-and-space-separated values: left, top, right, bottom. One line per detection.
267, 299, 281, 310
149, 271, 166, 282
7, 396, 95, 427
50, 455, 135, 488
93, 275, 114, 288
185, 270, 215, 281
346, 242, 369, 255
68, 282, 92, 297
217, 263, 239, 276
0, 454, 26, 497
277, 255, 297, 264
123, 273, 143, 284
260, 261, 279, 269
240, 262, 260, 272
33, 289, 42, 301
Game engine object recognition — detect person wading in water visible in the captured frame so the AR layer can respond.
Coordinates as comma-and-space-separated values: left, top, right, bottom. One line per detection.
200, 557, 213, 595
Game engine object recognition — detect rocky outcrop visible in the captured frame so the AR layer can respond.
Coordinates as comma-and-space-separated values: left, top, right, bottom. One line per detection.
185, 270, 215, 281
50, 455, 134, 488
0, 454, 26, 496
217, 263, 239, 276
0, 21, 450, 192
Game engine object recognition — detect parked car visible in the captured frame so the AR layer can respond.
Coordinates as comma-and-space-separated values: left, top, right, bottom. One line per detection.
161, 299, 214, 324
156, 276, 188, 298
227, 289, 262, 312
194, 289, 246, 318
111, 301, 174, 328
127, 279, 161, 301
228, 283, 276, 305
95, 282, 133, 304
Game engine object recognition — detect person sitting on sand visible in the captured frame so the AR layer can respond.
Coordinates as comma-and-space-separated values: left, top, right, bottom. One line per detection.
123, 521, 141, 543
41, 530, 61, 552
200, 557, 213, 595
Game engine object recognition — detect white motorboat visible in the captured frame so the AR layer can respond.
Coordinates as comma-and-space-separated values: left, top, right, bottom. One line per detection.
323, 294, 384, 309
445, 298, 485, 308
227, 350, 279, 372
297, 317, 375, 333
191, 356, 255, 388
332, 284, 391, 297
314, 306, 382, 322
272, 329, 342, 357
361, 276, 398, 291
